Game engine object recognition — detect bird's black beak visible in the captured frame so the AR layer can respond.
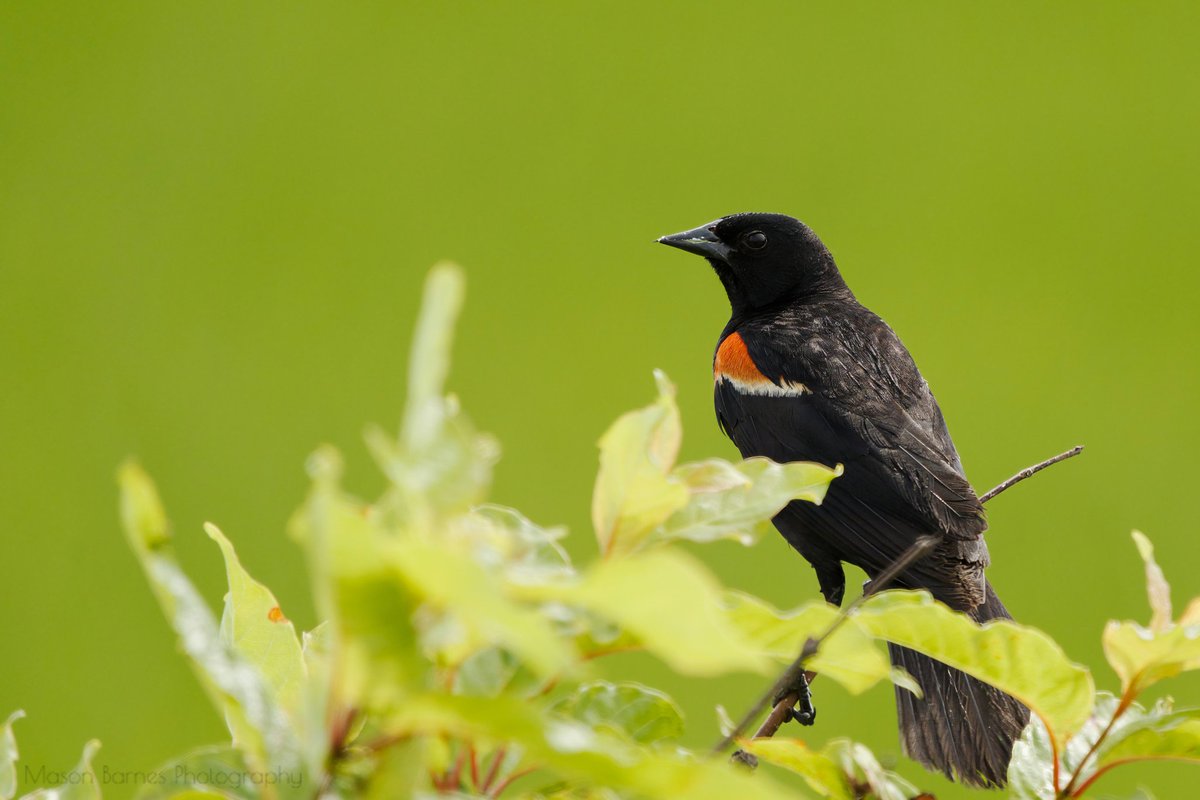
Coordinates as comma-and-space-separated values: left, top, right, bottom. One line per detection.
657, 224, 732, 261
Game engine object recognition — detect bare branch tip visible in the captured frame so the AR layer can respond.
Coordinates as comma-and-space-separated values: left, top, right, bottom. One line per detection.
980, 444, 1085, 505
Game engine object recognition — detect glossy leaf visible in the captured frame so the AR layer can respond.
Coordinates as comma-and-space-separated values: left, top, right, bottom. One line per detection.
1133, 531, 1172, 633
289, 454, 427, 713
384, 695, 798, 800
295, 624, 331, 784
452, 647, 521, 697
1103, 619, 1200, 694
529, 549, 767, 676
1054, 693, 1200, 797
855, 590, 1094, 744
391, 537, 574, 678
206, 524, 306, 722
591, 371, 689, 557
369, 262, 499, 518
468, 505, 574, 582
1103, 533, 1200, 697
658, 457, 840, 547
401, 262, 464, 449
362, 739, 427, 800
1006, 712, 1055, 799
740, 738, 853, 799
23, 740, 101, 800
822, 739, 920, 800
134, 746, 259, 800
551, 682, 684, 746
512, 789, 621, 800
724, 592, 918, 696
118, 464, 304, 790
2, 711, 22, 800
1097, 712, 1200, 769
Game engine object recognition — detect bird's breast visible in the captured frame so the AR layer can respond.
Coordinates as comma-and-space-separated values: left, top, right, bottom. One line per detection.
714, 331, 811, 397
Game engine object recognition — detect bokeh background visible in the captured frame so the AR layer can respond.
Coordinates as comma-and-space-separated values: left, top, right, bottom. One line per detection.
3, 2, 1199, 798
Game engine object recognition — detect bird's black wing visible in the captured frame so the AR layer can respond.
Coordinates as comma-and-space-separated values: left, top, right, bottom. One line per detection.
749, 303, 985, 536
716, 303, 989, 608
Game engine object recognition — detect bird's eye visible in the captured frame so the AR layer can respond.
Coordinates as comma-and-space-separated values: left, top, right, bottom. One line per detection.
743, 231, 767, 250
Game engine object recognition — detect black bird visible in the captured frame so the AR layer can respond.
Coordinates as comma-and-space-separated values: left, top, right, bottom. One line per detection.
658, 213, 1029, 788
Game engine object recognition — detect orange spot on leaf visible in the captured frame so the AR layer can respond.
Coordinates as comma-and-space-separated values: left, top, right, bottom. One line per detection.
267, 606, 287, 623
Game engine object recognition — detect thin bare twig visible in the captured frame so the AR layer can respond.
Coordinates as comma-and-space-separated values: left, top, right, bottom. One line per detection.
716, 444, 1086, 764
715, 536, 939, 758
980, 446, 1083, 504
808, 535, 940, 653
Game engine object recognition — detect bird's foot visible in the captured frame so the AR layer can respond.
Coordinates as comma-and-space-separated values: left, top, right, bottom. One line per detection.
774, 671, 816, 726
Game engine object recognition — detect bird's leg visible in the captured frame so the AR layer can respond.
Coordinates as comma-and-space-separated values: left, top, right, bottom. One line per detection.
773, 670, 817, 726
815, 561, 846, 607
768, 560, 842, 728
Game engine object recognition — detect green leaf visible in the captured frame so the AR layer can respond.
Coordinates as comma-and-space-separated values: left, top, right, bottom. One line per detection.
402, 262, 465, 447
1103, 533, 1200, 697
626, 753, 802, 800
570, 615, 641, 663
289, 457, 428, 714
294, 623, 332, 776
453, 647, 521, 697
2, 711, 23, 800
1009, 694, 1199, 799
739, 738, 853, 800
590, 371, 839, 553
330, 567, 426, 713
526, 549, 767, 676
512, 789, 621, 800
118, 464, 304, 793
821, 739, 920, 800
1007, 710, 1054, 799
469, 505, 574, 582
723, 592, 918, 696
1095, 711, 1200, 769
370, 262, 499, 518
362, 739, 427, 800
205, 524, 306, 724
1133, 531, 1172, 633
367, 410, 498, 522
1103, 621, 1200, 698
1052, 693, 1200, 797
658, 457, 841, 547
134, 746, 260, 800
22, 740, 102, 800
392, 537, 575, 678
384, 695, 800, 800
591, 371, 689, 558
714, 705, 737, 738
854, 589, 1094, 745
550, 682, 684, 746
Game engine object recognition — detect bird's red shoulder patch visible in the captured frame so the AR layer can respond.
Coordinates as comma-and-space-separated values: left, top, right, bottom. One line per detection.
715, 332, 770, 385
715, 332, 811, 396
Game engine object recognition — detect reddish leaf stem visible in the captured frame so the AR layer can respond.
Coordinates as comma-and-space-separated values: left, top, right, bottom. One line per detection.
443, 746, 468, 791
489, 766, 537, 797
480, 746, 508, 792
1060, 686, 1136, 796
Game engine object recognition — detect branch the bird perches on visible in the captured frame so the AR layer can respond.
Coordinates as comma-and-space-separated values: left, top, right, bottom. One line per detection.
714, 445, 1084, 767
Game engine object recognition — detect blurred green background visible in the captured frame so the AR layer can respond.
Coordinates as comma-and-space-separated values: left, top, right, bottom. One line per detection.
3, 2, 1199, 797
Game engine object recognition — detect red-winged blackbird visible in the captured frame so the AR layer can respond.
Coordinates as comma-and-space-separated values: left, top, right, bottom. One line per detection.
659, 213, 1029, 788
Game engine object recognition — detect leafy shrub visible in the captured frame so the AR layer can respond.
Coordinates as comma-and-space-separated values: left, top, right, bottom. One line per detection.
4, 264, 1199, 799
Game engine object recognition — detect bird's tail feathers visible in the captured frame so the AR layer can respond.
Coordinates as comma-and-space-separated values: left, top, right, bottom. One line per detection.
888, 582, 1030, 787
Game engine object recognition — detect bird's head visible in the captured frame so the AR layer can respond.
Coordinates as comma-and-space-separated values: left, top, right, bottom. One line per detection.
657, 212, 850, 315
